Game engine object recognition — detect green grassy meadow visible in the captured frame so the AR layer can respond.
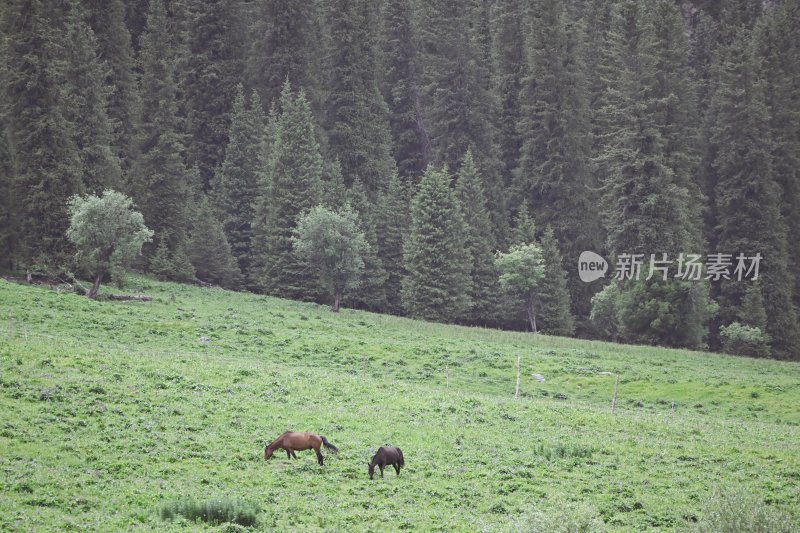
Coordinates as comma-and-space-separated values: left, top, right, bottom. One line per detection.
0, 277, 798, 531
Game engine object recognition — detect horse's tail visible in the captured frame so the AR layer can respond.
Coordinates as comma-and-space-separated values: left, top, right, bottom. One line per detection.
397, 448, 405, 467
320, 435, 339, 453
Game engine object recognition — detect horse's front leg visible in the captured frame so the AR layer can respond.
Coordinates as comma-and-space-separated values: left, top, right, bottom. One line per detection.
286, 449, 292, 460
379, 464, 385, 478
291, 450, 298, 459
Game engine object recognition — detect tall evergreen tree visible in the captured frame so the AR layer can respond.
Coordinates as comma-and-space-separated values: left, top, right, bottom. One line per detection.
62, 3, 123, 194
346, 178, 388, 311
0, 126, 16, 270
594, 0, 713, 348
455, 149, 501, 325
133, 0, 192, 273
1, 0, 83, 269
535, 226, 576, 336
324, 0, 395, 193
709, 26, 800, 359
375, 171, 409, 314
213, 86, 265, 283
510, 207, 538, 247
516, 0, 600, 320
187, 195, 242, 288
182, 0, 245, 190
643, 0, 704, 243
251, 82, 323, 299
85, 0, 140, 177
246, 0, 320, 109
402, 165, 471, 322
382, 0, 431, 180
753, 0, 800, 311
421, 0, 507, 243
491, 0, 527, 182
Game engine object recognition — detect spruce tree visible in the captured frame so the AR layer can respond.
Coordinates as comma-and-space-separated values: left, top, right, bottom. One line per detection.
85, 0, 140, 177
594, 0, 713, 348
187, 196, 242, 288
402, 165, 471, 322
491, 0, 527, 182
455, 149, 501, 325
62, 3, 123, 194
753, 1, 800, 310
251, 82, 323, 299
534, 227, 576, 336
213, 86, 265, 283
421, 0, 507, 243
246, 0, 320, 108
1, 0, 83, 269
324, 0, 396, 194
0, 127, 16, 270
375, 171, 409, 314
382, 0, 431, 180
510, 207, 538, 247
133, 0, 192, 275
182, 0, 245, 190
709, 27, 800, 359
516, 0, 600, 320
346, 178, 388, 311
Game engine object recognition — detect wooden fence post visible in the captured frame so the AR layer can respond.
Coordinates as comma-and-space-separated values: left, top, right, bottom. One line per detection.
515, 355, 521, 400
611, 374, 620, 412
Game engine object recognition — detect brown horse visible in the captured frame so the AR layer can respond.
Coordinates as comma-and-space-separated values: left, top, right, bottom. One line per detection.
263, 432, 338, 465
367, 446, 404, 479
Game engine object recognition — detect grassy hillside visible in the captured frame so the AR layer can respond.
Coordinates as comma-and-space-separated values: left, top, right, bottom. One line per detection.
0, 277, 798, 531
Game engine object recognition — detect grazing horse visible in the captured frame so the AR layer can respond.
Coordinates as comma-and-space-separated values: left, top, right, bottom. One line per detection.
368, 446, 404, 479
263, 432, 338, 465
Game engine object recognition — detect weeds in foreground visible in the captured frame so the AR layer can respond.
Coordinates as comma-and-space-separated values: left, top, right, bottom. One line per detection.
691, 488, 797, 533
160, 497, 259, 527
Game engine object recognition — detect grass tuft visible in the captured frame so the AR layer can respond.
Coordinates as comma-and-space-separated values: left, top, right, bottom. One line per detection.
532, 443, 595, 460
159, 497, 259, 527
691, 488, 797, 533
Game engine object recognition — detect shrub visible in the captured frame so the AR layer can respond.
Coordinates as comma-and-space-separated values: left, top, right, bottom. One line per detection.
532, 443, 594, 460
692, 488, 796, 533
719, 322, 771, 358
160, 497, 259, 527
515, 497, 606, 532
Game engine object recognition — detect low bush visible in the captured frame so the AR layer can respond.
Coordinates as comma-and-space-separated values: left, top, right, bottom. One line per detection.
719, 322, 771, 358
691, 488, 796, 533
160, 497, 259, 527
515, 497, 605, 532
532, 443, 594, 460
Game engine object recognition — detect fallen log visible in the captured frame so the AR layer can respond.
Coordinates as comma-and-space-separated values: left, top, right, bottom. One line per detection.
107, 294, 152, 302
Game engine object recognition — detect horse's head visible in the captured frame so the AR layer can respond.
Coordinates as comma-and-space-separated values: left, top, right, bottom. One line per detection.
367, 462, 375, 479
264, 442, 274, 461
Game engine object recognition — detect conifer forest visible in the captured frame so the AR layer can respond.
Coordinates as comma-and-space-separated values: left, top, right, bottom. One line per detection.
2, 0, 800, 361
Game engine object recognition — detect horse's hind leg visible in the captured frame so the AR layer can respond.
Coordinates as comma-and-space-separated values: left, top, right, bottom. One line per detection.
394, 463, 401, 476
314, 445, 324, 465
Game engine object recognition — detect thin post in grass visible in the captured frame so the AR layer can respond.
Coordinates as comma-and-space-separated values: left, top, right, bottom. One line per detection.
611, 374, 620, 412
445, 365, 449, 389
515, 355, 521, 400
6, 315, 12, 339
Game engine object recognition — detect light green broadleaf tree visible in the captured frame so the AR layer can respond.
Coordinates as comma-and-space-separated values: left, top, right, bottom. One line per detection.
67, 190, 153, 298
496, 243, 546, 333
292, 205, 369, 312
